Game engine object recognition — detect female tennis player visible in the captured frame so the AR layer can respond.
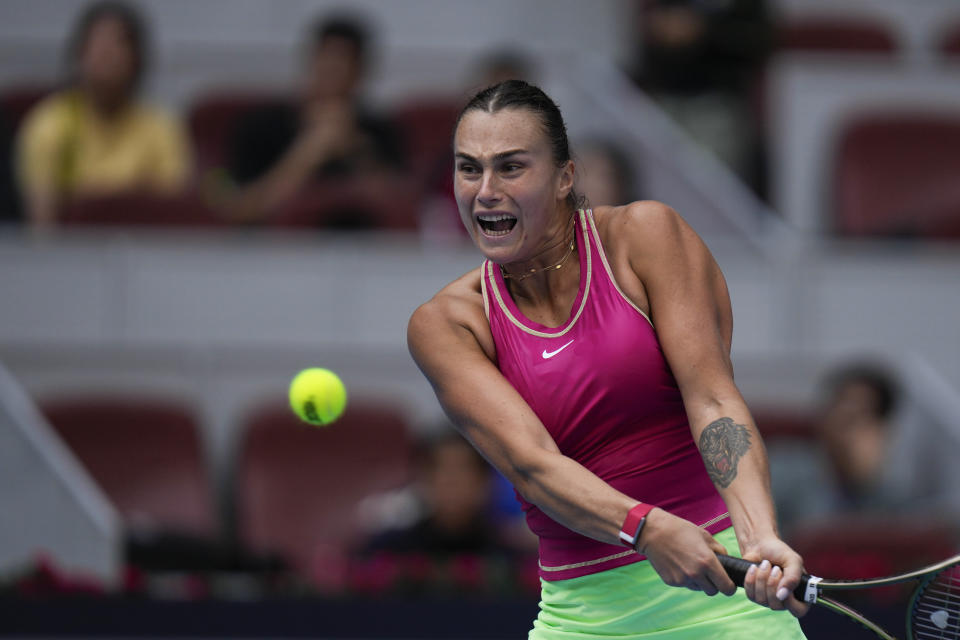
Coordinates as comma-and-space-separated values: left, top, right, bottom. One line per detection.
407, 80, 808, 638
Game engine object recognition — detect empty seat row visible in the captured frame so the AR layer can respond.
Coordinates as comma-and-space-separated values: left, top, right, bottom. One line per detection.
38, 394, 959, 600
39, 394, 412, 577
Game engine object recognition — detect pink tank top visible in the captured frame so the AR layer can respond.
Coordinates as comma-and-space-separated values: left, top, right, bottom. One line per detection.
481, 209, 729, 581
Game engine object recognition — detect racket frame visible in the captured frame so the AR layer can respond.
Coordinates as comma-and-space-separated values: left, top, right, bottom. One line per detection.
718, 553, 960, 640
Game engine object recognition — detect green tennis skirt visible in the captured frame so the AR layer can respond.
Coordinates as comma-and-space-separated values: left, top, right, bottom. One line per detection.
530, 527, 807, 639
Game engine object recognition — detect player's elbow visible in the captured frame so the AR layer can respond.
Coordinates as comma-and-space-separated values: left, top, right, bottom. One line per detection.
688, 387, 745, 422
406, 306, 424, 357
502, 445, 559, 504
406, 302, 429, 344
676, 367, 742, 415
406, 301, 441, 363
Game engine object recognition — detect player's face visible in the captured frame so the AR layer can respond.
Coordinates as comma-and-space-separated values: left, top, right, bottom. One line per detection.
453, 108, 574, 264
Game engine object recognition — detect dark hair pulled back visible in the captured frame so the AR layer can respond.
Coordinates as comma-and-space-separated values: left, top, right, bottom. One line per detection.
457, 80, 583, 211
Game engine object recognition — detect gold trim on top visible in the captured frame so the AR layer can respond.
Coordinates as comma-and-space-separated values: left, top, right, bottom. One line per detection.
539, 549, 634, 573
700, 511, 730, 529
480, 261, 491, 321
487, 211, 592, 339
538, 512, 731, 572
586, 210, 654, 328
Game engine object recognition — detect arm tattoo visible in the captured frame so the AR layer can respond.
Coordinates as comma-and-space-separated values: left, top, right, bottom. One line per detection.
698, 417, 752, 489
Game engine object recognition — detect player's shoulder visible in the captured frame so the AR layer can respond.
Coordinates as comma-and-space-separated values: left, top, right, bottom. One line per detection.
408, 265, 497, 365
408, 266, 485, 339
593, 200, 698, 257
594, 200, 688, 238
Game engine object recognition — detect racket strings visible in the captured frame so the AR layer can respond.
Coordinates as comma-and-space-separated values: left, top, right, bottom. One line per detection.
911, 567, 960, 639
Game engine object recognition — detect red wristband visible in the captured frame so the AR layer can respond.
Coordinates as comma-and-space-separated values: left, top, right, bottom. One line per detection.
619, 503, 655, 548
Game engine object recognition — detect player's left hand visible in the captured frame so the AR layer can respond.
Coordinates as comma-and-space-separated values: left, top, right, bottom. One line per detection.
740, 538, 811, 618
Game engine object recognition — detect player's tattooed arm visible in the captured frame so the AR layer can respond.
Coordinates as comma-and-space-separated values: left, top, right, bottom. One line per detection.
698, 417, 752, 489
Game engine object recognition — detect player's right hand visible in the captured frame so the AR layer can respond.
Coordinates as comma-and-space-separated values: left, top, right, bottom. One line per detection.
638, 508, 736, 597
740, 537, 810, 618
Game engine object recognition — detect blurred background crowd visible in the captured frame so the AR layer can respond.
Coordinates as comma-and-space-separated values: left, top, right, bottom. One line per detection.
2, 1, 960, 638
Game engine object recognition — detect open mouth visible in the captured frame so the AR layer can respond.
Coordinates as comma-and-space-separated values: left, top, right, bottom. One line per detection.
476, 213, 518, 236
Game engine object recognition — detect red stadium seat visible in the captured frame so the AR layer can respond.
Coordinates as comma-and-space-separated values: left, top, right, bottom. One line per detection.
751, 407, 817, 442
832, 113, 960, 237
776, 16, 897, 53
186, 90, 283, 178
937, 22, 960, 56
59, 190, 224, 227
41, 396, 217, 537
235, 398, 412, 575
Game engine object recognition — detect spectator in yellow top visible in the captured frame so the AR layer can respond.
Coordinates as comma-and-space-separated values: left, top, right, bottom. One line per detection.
16, 1, 190, 228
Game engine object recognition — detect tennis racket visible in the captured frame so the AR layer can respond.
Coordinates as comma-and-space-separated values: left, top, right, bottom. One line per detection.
718, 553, 960, 640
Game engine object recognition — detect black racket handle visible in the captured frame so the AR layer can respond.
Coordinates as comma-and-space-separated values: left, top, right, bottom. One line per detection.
716, 553, 814, 602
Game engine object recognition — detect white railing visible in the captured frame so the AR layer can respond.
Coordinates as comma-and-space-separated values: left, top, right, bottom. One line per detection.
0, 360, 121, 584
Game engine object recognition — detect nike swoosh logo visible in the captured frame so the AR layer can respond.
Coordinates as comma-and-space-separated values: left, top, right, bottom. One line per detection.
542, 340, 574, 359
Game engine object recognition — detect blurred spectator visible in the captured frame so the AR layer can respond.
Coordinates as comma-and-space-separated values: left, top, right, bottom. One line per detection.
576, 137, 641, 207
629, 0, 772, 197
770, 363, 904, 535
15, 1, 190, 228
817, 364, 898, 505
352, 428, 536, 595
221, 13, 405, 226
360, 429, 507, 557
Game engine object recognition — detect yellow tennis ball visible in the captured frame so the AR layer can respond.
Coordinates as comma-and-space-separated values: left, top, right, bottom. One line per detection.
288, 368, 347, 426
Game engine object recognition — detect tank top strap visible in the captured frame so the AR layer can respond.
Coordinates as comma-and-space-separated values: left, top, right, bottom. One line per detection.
479, 259, 492, 321
581, 208, 655, 328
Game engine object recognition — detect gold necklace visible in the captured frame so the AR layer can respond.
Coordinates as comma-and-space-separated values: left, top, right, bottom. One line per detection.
501, 236, 576, 282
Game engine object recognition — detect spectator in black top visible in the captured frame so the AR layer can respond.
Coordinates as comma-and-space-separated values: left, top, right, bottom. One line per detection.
223, 13, 405, 226
362, 430, 506, 557
769, 363, 904, 536
629, 0, 772, 198
816, 364, 899, 509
